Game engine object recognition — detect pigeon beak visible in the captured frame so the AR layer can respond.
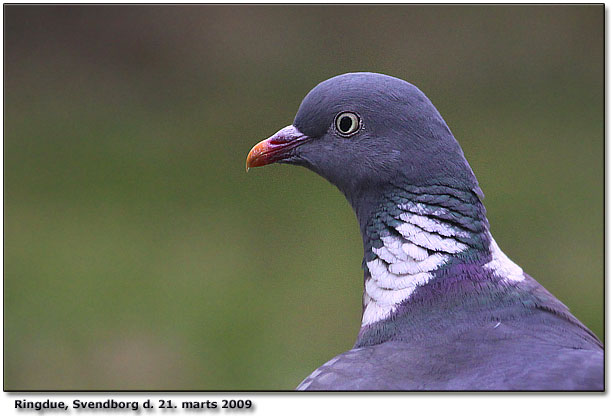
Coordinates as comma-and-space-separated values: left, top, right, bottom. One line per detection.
246, 125, 309, 171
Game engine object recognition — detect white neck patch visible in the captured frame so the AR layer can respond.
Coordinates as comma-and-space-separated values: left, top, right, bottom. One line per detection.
484, 233, 524, 282
361, 216, 524, 326
362, 211, 468, 326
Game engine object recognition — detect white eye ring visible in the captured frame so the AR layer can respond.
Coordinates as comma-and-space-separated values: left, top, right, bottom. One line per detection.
335, 112, 361, 136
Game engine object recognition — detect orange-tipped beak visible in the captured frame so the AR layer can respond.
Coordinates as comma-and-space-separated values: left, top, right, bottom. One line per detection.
246, 125, 309, 171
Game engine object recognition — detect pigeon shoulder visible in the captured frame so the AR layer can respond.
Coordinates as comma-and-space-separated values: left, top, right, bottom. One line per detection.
296, 343, 423, 390
297, 318, 603, 391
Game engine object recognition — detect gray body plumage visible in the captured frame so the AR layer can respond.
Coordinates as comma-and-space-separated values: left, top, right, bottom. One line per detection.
298, 329, 602, 391
298, 276, 603, 390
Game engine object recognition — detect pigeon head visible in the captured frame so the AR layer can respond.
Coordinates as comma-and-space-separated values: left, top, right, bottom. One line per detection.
246, 72, 479, 210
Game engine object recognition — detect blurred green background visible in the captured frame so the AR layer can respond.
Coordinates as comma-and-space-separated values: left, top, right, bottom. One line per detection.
4, 5, 603, 390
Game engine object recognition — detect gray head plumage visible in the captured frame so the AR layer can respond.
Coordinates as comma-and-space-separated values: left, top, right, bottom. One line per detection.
248, 72, 480, 213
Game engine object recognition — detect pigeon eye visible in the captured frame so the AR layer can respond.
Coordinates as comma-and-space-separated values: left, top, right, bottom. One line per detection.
335, 112, 361, 136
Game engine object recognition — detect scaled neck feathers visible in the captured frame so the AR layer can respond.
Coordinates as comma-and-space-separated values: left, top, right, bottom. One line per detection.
357, 183, 525, 329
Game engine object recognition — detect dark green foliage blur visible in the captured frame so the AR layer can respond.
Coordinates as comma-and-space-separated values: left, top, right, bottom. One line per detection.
4, 5, 603, 390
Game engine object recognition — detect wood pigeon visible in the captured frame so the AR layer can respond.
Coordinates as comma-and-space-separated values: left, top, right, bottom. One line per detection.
245, 73, 603, 390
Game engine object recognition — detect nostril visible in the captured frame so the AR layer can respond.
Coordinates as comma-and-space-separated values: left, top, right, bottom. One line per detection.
269, 136, 291, 145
